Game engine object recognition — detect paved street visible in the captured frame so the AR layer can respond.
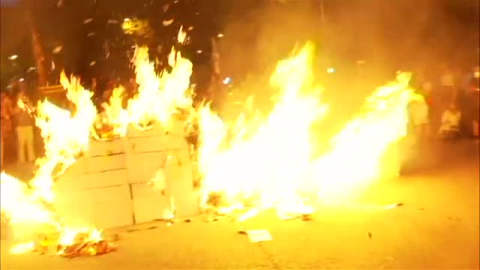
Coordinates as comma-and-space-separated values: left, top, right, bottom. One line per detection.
1, 140, 479, 269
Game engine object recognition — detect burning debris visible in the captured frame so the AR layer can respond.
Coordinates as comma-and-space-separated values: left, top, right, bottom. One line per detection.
10, 229, 118, 258
1, 173, 117, 258
243, 229, 273, 243
56, 229, 117, 258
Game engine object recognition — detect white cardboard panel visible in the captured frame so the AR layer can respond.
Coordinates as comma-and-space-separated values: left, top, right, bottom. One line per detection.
87, 138, 127, 157
131, 183, 170, 223
92, 200, 134, 229
164, 152, 199, 218
163, 150, 192, 175
53, 189, 95, 228
55, 185, 133, 229
126, 152, 167, 184
90, 185, 131, 204
172, 190, 200, 219
83, 169, 129, 189
86, 154, 127, 173
55, 173, 87, 192
89, 185, 134, 229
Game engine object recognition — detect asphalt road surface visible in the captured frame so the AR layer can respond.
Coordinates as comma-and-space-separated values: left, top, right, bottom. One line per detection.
1, 140, 479, 269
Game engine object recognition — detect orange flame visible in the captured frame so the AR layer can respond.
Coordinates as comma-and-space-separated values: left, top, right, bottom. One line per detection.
128, 45, 192, 130
197, 43, 328, 215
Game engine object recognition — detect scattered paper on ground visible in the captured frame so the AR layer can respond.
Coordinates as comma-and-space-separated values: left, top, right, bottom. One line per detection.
246, 229, 272, 243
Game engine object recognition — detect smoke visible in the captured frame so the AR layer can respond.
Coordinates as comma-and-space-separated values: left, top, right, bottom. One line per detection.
216, 0, 478, 122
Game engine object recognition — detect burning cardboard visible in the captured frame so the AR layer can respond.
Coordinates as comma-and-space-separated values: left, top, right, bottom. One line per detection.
11, 229, 118, 258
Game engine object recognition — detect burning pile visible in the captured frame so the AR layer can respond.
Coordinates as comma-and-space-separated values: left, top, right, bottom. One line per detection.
1, 33, 418, 257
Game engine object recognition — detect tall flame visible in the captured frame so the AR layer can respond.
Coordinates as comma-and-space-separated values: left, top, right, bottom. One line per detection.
128, 46, 193, 129
197, 43, 328, 214
96, 86, 129, 139
32, 71, 97, 202
2, 71, 98, 254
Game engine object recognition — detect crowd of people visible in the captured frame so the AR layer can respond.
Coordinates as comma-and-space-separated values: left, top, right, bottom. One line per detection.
1, 81, 37, 168
409, 65, 479, 142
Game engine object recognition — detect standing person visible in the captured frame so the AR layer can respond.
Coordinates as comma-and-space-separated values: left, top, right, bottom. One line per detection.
439, 66, 457, 106
1, 90, 14, 168
438, 103, 462, 140
13, 89, 36, 164
420, 80, 435, 137
409, 93, 430, 142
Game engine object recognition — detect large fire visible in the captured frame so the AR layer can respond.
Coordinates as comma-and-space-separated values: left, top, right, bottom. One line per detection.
196, 42, 329, 215
196, 43, 415, 217
1, 35, 417, 256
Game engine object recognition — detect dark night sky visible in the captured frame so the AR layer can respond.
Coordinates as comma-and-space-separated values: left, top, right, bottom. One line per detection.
1, 0, 479, 87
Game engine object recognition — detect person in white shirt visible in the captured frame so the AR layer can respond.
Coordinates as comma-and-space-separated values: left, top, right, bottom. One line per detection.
438, 67, 457, 111
439, 103, 461, 139
409, 93, 430, 141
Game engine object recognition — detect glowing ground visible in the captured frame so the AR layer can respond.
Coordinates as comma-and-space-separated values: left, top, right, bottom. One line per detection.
1, 140, 478, 269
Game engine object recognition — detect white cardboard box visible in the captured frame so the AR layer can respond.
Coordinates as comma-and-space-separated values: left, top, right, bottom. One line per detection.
126, 152, 167, 184
130, 183, 170, 223
164, 150, 199, 218
87, 138, 127, 157
56, 169, 128, 190
85, 154, 127, 173
53, 189, 95, 229
83, 169, 129, 189
55, 172, 87, 191
89, 185, 134, 229
54, 182, 134, 229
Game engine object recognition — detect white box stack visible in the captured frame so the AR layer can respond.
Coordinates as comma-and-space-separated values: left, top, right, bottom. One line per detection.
54, 118, 199, 229
54, 138, 134, 229
126, 120, 199, 222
